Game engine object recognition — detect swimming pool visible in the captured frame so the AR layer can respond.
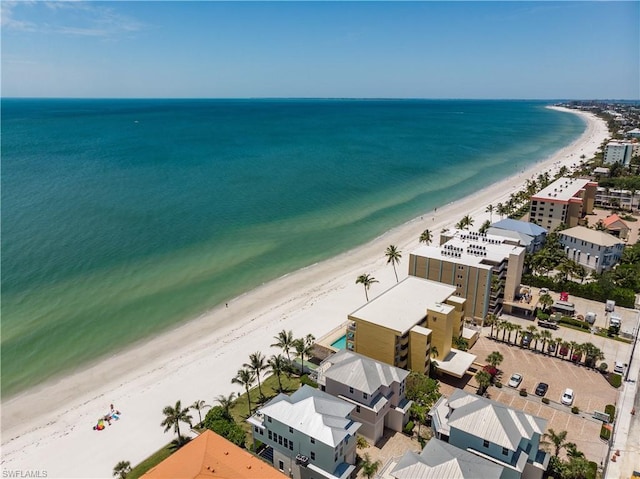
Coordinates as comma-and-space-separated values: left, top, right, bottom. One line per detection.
330, 334, 347, 350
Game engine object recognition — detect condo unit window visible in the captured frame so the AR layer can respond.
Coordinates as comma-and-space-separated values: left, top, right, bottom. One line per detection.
363, 392, 368, 399
278, 436, 283, 445
269, 431, 273, 440
289, 442, 293, 451
267, 416, 272, 423
483, 439, 490, 448
254, 426, 258, 433
349, 387, 354, 394
311, 437, 315, 444
289, 426, 293, 433
502, 447, 508, 456
356, 406, 361, 413
311, 451, 316, 460
279, 460, 284, 471
284, 438, 288, 448
532, 201, 537, 205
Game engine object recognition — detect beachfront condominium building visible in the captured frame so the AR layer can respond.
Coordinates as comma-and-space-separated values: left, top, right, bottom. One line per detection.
347, 276, 476, 379
248, 385, 361, 479
604, 140, 634, 166
428, 388, 550, 479
558, 226, 625, 274
595, 186, 640, 211
408, 230, 526, 321
315, 349, 412, 445
528, 177, 597, 232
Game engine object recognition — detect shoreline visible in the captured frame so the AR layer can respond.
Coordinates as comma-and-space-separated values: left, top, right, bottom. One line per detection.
0, 106, 610, 477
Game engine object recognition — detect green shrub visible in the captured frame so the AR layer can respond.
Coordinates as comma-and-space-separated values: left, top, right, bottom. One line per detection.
300, 374, 318, 388
608, 373, 622, 388
559, 316, 591, 331
403, 421, 415, 435
587, 461, 598, 479
600, 424, 611, 441
203, 406, 246, 448
542, 397, 550, 405
537, 311, 550, 321
495, 381, 502, 388
356, 436, 369, 449
605, 404, 616, 422
571, 406, 580, 414
519, 388, 528, 397
599, 362, 608, 373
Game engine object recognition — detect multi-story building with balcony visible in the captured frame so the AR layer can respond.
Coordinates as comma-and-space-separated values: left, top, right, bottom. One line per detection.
528, 177, 597, 232
248, 385, 361, 479
347, 276, 476, 379
604, 140, 634, 166
558, 226, 625, 274
408, 230, 525, 321
315, 349, 411, 445
595, 187, 639, 211
428, 388, 550, 479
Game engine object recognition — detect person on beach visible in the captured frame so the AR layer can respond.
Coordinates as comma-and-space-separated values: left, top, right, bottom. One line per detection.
110, 404, 121, 420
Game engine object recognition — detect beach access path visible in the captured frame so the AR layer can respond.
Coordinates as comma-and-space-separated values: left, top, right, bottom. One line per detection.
0, 107, 610, 478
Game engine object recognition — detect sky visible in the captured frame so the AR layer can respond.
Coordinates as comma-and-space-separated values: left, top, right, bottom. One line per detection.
1, 1, 638, 99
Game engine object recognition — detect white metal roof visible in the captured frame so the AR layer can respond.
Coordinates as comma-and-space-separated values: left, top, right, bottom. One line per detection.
560, 226, 624, 247
531, 177, 593, 203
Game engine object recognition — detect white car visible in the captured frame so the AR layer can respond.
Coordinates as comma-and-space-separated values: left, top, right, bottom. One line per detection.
561, 388, 574, 406
508, 373, 523, 388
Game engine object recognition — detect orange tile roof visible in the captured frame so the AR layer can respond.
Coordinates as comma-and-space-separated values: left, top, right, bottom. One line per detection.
602, 214, 629, 228
141, 430, 288, 479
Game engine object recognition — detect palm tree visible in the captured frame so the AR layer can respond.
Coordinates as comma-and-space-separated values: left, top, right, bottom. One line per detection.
539, 330, 553, 354
232, 367, 256, 415
190, 400, 209, 427
485, 351, 504, 368
268, 354, 287, 392
385, 245, 402, 282
356, 273, 378, 301
511, 324, 522, 345
496, 202, 508, 219
479, 219, 491, 234
568, 341, 579, 360
215, 392, 236, 420
475, 370, 492, 395
542, 429, 570, 457
161, 400, 193, 445
244, 351, 269, 398
486, 204, 494, 222
292, 336, 315, 375
271, 330, 294, 365
430, 346, 440, 376
501, 321, 512, 342
538, 293, 554, 312
486, 313, 497, 338
419, 229, 433, 245
566, 442, 585, 459
361, 453, 382, 479
112, 461, 131, 479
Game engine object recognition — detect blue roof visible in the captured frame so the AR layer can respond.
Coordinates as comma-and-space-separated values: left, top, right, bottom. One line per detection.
491, 218, 547, 237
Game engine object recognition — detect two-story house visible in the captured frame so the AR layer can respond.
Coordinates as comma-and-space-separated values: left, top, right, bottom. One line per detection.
428, 388, 549, 479
248, 385, 361, 479
315, 349, 412, 445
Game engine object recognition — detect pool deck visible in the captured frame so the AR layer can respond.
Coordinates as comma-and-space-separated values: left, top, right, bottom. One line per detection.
316, 322, 348, 351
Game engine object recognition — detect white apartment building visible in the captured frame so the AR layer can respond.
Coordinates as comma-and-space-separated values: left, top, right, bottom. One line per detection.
558, 226, 625, 274
316, 350, 412, 445
604, 141, 634, 166
248, 385, 361, 479
528, 177, 597, 232
595, 187, 639, 211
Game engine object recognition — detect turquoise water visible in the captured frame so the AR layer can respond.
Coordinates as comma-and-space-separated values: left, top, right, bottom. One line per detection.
0, 99, 585, 397
331, 335, 347, 350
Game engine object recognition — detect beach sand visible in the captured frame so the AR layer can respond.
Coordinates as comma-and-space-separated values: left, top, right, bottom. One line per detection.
0, 107, 609, 478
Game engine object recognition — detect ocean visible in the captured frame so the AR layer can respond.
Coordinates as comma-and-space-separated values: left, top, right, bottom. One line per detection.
1, 99, 585, 397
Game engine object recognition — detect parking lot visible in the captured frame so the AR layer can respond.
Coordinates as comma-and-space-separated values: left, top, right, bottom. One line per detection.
441, 334, 623, 464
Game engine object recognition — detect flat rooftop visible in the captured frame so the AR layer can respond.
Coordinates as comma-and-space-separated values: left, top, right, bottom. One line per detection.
411, 230, 524, 268
531, 177, 595, 203
349, 277, 456, 334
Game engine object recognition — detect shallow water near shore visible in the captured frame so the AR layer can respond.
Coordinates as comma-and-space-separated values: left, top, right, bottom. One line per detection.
1, 99, 585, 396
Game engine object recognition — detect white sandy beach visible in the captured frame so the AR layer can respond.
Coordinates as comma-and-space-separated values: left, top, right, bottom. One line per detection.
0, 107, 610, 478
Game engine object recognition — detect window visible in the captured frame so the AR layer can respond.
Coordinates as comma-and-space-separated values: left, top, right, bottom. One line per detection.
311, 437, 315, 444
268, 430, 273, 440
356, 406, 361, 413
502, 447, 508, 456
363, 392, 368, 399
278, 435, 283, 445
284, 438, 288, 448
289, 426, 293, 433
289, 442, 293, 451
267, 416, 272, 423
254, 426, 258, 433
483, 439, 490, 448
310, 451, 316, 460
259, 429, 263, 435
278, 460, 284, 471
349, 387, 354, 394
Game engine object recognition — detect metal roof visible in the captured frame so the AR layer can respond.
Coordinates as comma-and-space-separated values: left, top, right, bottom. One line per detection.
491, 218, 547, 237
320, 350, 409, 395
390, 439, 503, 479
531, 177, 595, 203
256, 385, 361, 447
559, 226, 624, 247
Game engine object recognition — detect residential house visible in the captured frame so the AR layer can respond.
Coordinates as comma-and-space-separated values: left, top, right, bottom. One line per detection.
347, 276, 476, 379
409, 230, 525, 321
601, 214, 630, 240
558, 226, 625, 274
429, 388, 550, 479
488, 218, 547, 253
388, 437, 505, 479
315, 349, 411, 445
528, 177, 597, 232
248, 385, 361, 479
142, 429, 288, 479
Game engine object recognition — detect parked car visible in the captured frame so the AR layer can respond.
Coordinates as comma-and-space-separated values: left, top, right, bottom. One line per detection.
547, 342, 557, 353
614, 362, 625, 374
521, 333, 532, 348
561, 388, 574, 406
508, 373, 523, 388
540, 288, 549, 295
535, 382, 549, 397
